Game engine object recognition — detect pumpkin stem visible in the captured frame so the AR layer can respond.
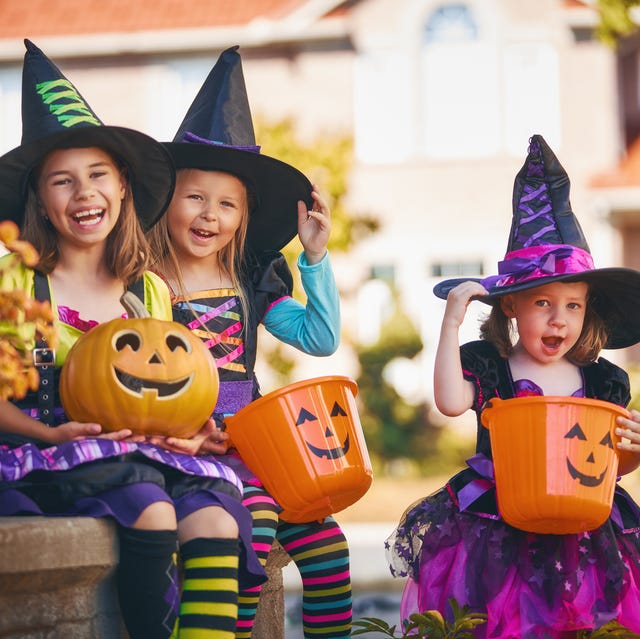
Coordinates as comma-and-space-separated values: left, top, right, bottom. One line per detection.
120, 291, 150, 319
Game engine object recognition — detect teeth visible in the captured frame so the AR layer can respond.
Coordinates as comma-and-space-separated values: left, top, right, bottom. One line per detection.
72, 208, 104, 226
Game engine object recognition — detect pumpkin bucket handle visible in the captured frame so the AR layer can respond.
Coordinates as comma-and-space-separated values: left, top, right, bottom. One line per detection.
120, 291, 150, 319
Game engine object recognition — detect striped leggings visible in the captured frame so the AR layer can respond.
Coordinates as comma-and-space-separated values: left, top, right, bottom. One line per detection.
236, 484, 352, 638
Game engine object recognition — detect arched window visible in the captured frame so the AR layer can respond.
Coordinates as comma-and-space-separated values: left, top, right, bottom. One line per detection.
421, 3, 500, 159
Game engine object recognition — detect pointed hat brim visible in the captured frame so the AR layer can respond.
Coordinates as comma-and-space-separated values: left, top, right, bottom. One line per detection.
433, 267, 640, 349
0, 125, 176, 231
165, 142, 312, 254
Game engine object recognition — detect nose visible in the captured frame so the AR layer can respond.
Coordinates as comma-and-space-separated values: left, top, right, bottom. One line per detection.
74, 179, 95, 200
200, 207, 217, 221
549, 309, 567, 327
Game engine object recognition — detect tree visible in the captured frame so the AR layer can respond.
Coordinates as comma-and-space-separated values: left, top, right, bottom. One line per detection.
596, 0, 640, 46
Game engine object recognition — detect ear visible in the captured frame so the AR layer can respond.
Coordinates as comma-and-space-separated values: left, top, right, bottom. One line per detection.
500, 294, 516, 318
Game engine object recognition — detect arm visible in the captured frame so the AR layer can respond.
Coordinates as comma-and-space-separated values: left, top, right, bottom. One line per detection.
433, 281, 487, 416
262, 251, 340, 355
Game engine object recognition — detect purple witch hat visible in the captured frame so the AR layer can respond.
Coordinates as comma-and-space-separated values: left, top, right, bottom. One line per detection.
164, 45, 312, 254
433, 134, 640, 349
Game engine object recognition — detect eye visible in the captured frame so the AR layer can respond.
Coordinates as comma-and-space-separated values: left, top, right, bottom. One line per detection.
166, 333, 191, 353
564, 422, 587, 440
567, 302, 582, 310
599, 432, 614, 449
114, 331, 141, 351
187, 193, 204, 201
52, 177, 71, 186
221, 199, 237, 209
90, 170, 108, 179
534, 299, 550, 307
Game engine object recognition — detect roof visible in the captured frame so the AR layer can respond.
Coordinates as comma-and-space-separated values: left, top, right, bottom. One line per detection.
590, 136, 640, 188
0, 0, 349, 38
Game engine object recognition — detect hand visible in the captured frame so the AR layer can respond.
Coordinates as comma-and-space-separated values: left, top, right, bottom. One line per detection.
49, 421, 133, 443
443, 281, 489, 329
298, 184, 331, 265
615, 409, 640, 475
145, 419, 227, 456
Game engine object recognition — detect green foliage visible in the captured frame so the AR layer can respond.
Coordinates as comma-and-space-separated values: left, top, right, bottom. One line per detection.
255, 116, 377, 259
577, 621, 640, 638
596, 0, 640, 47
352, 598, 487, 638
352, 598, 639, 638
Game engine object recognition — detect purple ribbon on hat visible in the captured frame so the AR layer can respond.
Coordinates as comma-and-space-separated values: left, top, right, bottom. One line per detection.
481, 244, 595, 290
182, 131, 261, 154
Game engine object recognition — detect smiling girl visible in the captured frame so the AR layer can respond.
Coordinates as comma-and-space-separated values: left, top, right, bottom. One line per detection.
0, 40, 265, 639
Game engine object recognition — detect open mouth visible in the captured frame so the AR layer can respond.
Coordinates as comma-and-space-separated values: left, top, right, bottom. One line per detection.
306, 434, 350, 460
72, 208, 105, 226
114, 367, 192, 398
542, 336, 563, 351
191, 228, 215, 239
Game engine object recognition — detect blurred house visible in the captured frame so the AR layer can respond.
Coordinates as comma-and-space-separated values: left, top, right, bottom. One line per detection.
0, 0, 638, 402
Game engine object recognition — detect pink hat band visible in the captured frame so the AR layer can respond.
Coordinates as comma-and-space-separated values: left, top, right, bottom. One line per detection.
481, 244, 595, 290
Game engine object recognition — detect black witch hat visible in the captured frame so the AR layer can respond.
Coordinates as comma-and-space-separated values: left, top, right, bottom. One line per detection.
0, 39, 175, 231
164, 45, 312, 254
433, 134, 640, 349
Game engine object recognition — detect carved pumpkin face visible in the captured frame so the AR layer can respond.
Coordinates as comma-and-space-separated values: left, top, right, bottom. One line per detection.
563, 421, 614, 487
296, 400, 351, 461
60, 293, 218, 437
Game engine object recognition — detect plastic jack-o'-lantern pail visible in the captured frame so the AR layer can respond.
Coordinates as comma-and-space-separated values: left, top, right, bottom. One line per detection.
480, 396, 630, 534
225, 376, 373, 523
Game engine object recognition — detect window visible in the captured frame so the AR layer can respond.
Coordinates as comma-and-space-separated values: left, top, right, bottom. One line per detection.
431, 261, 484, 277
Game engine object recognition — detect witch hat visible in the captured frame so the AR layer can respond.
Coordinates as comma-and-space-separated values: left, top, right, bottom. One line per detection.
164, 45, 312, 254
0, 39, 175, 231
433, 134, 640, 349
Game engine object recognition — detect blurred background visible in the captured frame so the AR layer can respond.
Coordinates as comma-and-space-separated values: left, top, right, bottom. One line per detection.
3, 0, 640, 632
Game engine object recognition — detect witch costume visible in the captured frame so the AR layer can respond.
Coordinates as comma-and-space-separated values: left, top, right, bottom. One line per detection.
159, 46, 352, 639
385, 135, 640, 637
0, 40, 265, 594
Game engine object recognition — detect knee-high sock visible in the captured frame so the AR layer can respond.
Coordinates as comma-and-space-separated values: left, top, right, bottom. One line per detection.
174, 537, 240, 639
117, 527, 180, 639
236, 484, 279, 638
278, 517, 352, 639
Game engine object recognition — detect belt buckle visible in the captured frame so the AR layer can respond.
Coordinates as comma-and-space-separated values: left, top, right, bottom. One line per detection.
33, 348, 55, 367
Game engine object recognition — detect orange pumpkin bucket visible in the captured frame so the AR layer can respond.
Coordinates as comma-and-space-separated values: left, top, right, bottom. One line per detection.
480, 396, 629, 534
224, 376, 373, 523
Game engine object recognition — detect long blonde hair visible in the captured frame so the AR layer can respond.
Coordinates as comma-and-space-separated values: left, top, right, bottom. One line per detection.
148, 169, 252, 331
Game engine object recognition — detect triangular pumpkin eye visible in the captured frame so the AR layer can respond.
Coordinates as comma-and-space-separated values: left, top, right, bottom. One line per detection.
565, 422, 587, 440
296, 407, 317, 425
331, 402, 347, 417
599, 432, 614, 449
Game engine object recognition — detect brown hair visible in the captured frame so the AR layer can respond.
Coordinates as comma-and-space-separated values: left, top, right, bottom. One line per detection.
479, 286, 608, 366
21, 152, 151, 284
148, 168, 251, 327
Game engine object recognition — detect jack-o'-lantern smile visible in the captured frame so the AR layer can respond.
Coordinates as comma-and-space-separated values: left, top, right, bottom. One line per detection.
306, 434, 350, 460
296, 401, 352, 460
114, 366, 193, 398
564, 421, 613, 487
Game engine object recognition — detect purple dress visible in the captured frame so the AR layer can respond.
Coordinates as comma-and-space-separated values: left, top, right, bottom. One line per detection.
0, 300, 265, 588
385, 340, 640, 638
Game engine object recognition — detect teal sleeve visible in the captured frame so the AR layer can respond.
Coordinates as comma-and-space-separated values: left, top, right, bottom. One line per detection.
262, 251, 340, 356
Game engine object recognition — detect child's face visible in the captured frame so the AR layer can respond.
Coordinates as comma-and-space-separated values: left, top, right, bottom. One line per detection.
37, 146, 126, 247
500, 280, 588, 364
166, 169, 246, 262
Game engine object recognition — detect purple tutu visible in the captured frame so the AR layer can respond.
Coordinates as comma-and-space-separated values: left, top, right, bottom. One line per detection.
385, 482, 640, 638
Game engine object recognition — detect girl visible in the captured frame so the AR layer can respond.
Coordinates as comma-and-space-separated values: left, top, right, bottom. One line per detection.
0, 40, 264, 639
148, 46, 352, 639
386, 135, 640, 638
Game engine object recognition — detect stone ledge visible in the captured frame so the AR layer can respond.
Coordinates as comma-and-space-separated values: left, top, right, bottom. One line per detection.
0, 516, 290, 639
